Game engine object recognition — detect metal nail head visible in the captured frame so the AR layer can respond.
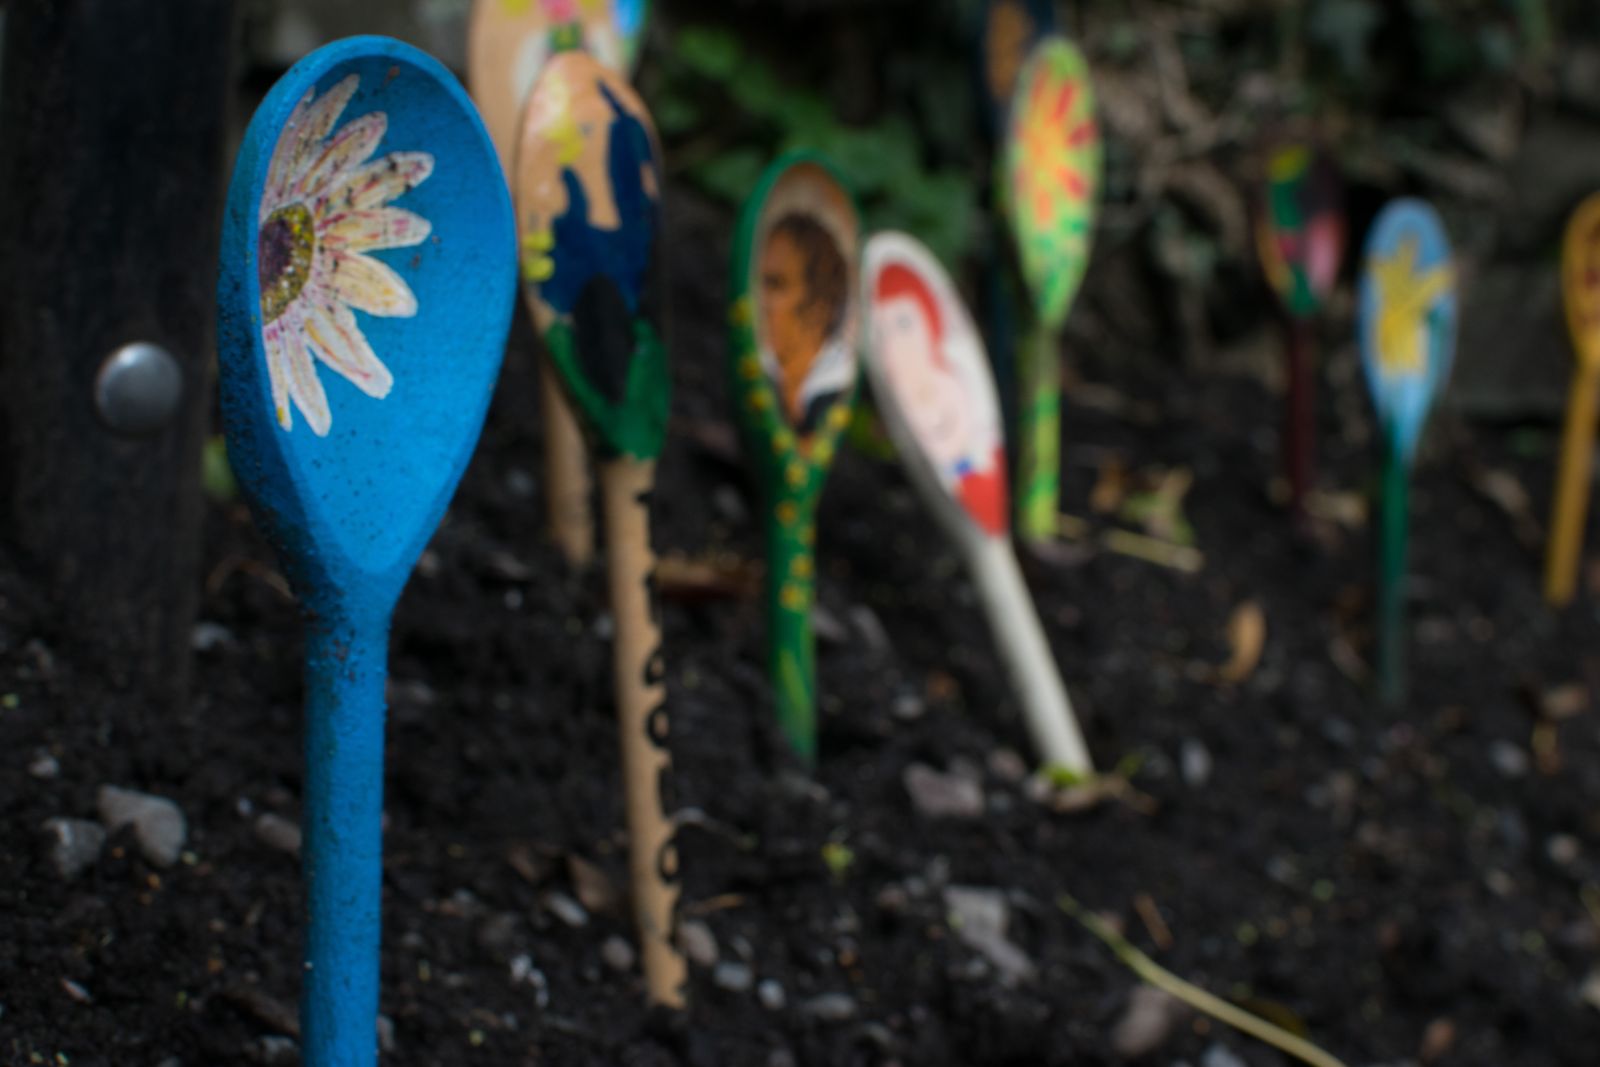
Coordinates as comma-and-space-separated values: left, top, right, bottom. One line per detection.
95, 342, 183, 435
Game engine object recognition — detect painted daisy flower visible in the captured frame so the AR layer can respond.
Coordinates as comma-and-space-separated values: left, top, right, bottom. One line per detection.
258, 74, 434, 435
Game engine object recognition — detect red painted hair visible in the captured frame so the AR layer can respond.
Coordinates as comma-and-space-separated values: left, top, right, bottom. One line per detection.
875, 262, 946, 367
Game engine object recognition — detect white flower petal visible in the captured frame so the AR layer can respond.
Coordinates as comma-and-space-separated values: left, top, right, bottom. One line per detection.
305, 299, 394, 399
319, 207, 431, 253
323, 151, 434, 213
297, 112, 387, 204
281, 317, 331, 436
323, 251, 419, 318
263, 317, 294, 429
263, 74, 358, 218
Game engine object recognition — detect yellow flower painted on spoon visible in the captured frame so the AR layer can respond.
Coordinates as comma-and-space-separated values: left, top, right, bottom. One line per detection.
258, 74, 434, 435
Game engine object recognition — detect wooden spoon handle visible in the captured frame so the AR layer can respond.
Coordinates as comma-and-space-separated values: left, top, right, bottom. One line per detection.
540, 358, 595, 568
969, 536, 1092, 775
600, 457, 686, 1009
1545, 367, 1600, 607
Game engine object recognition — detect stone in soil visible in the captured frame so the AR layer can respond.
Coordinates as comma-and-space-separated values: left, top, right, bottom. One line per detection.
600, 935, 636, 973
1111, 985, 1187, 1057
679, 919, 718, 967
97, 785, 186, 868
942, 885, 1035, 985
253, 813, 301, 856
41, 817, 105, 880
903, 762, 985, 819
712, 960, 753, 993
757, 978, 786, 1010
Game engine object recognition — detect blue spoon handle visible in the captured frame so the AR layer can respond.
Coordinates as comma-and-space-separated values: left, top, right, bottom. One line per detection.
301, 600, 392, 1066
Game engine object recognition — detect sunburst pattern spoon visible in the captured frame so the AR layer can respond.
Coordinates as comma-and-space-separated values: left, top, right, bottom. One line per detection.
469, 0, 651, 567
862, 231, 1092, 775
514, 49, 684, 1007
1000, 35, 1101, 544
1357, 199, 1456, 708
728, 154, 860, 767
217, 37, 515, 1064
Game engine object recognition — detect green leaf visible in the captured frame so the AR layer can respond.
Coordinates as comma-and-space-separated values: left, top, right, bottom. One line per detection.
201, 435, 238, 503
690, 147, 767, 204
675, 25, 742, 80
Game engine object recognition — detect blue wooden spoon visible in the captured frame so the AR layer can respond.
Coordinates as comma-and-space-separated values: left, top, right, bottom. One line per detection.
216, 37, 515, 1065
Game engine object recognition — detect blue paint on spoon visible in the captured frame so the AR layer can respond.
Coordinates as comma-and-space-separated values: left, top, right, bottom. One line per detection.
217, 36, 515, 1066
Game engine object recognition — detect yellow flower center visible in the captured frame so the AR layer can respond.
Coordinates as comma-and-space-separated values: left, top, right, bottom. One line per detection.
259, 203, 316, 323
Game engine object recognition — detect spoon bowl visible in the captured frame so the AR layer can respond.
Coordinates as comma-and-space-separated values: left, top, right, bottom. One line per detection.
219, 36, 515, 612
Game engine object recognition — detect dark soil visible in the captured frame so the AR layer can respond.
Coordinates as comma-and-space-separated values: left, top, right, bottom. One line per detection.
5, 186, 1600, 1067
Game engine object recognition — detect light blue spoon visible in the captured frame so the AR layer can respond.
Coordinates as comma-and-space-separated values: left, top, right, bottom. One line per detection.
216, 36, 515, 1065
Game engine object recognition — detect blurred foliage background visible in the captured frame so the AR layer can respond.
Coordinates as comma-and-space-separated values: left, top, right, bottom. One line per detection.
234, 0, 1600, 417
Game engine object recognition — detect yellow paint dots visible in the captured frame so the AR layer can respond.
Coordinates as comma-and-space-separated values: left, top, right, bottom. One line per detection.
785, 460, 806, 488
811, 440, 834, 466
780, 583, 807, 611
790, 555, 813, 579
738, 356, 762, 381
729, 296, 754, 327
826, 404, 851, 430
776, 501, 798, 525
520, 231, 555, 283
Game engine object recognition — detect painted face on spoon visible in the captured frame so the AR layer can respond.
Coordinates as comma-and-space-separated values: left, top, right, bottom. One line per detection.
874, 293, 972, 474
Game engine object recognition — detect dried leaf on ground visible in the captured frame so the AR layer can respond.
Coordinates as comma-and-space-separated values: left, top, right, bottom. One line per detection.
1215, 600, 1266, 684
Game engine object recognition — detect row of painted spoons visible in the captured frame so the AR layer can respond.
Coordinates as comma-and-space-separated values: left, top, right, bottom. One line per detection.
213, 26, 1103, 1062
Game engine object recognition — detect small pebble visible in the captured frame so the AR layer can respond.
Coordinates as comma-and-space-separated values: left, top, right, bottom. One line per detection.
600, 935, 636, 973
712, 961, 753, 993
60, 977, 92, 1004
1488, 740, 1529, 779
1112, 986, 1186, 1057
97, 785, 187, 868
1180, 738, 1213, 788
801, 992, 857, 1022
252, 1035, 298, 1064
903, 762, 984, 820
891, 691, 925, 720
847, 604, 891, 656
253, 813, 301, 856
376, 1015, 396, 1054
1200, 1043, 1248, 1067
190, 621, 234, 652
508, 955, 550, 1009
42, 817, 105, 880
987, 748, 1027, 783
678, 919, 718, 967
757, 978, 786, 1011
28, 749, 60, 779
541, 890, 589, 929
1547, 834, 1581, 867
943, 885, 1034, 985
